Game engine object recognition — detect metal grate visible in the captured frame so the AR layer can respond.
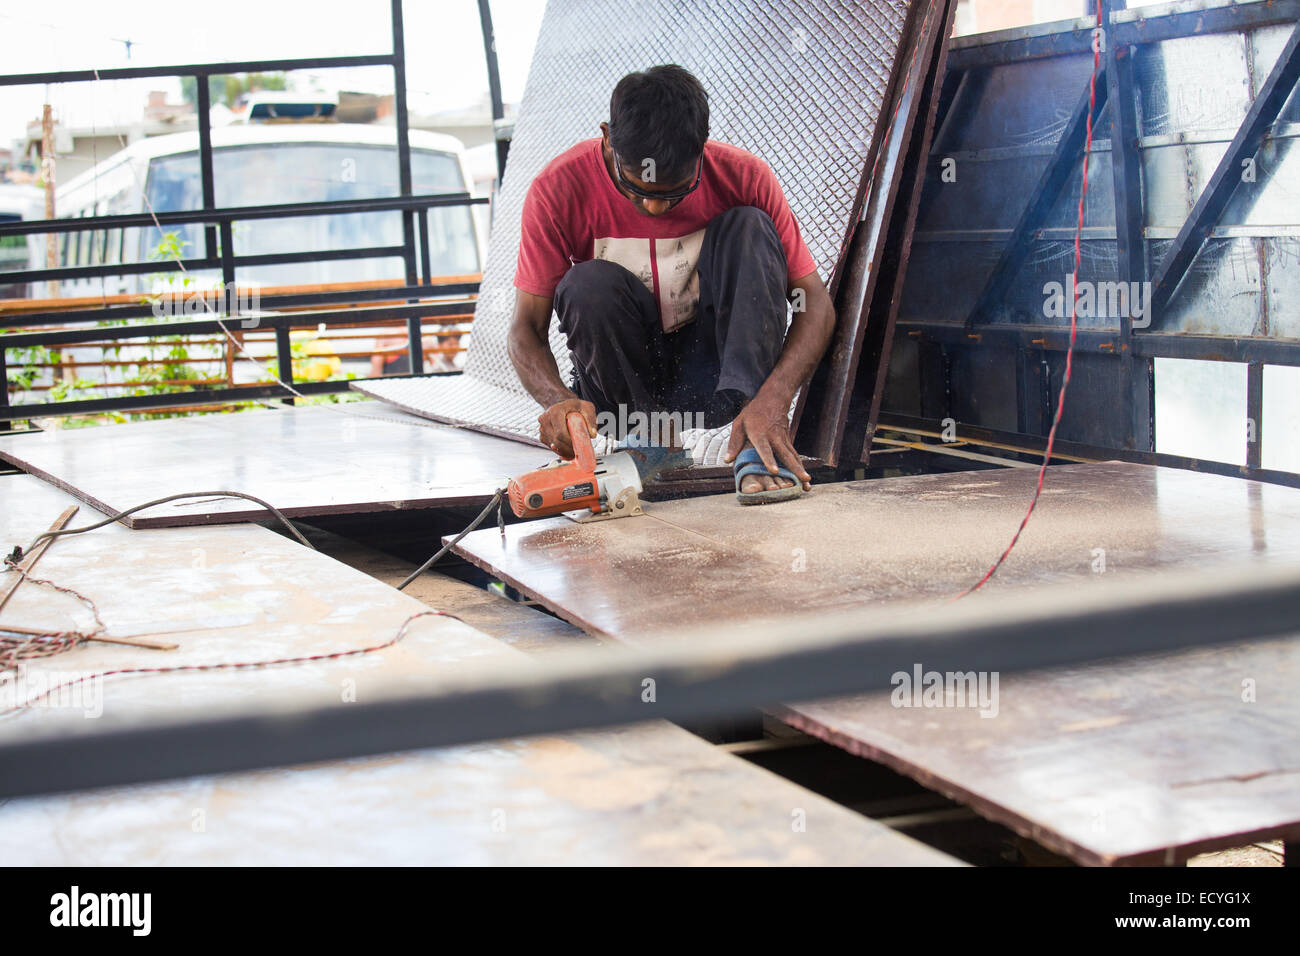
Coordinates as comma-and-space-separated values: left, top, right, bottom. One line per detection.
356, 0, 912, 465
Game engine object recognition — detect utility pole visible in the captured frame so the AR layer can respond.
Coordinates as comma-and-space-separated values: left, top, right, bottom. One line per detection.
40, 103, 57, 299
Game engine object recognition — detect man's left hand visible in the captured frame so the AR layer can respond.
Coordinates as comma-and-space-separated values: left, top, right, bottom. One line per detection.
723, 389, 812, 492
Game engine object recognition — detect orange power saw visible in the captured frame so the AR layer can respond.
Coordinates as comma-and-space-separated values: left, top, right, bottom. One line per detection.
507, 411, 644, 522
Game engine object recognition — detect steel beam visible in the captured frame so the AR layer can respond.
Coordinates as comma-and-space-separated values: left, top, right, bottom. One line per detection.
878, 410, 1300, 489
196, 76, 218, 264
478, 0, 510, 179
897, 319, 1300, 366
1, 560, 1298, 799
1247, 360, 1264, 471
218, 222, 236, 290
6, 282, 479, 328
8, 256, 221, 285
0, 373, 457, 422
6, 246, 415, 287
0, 349, 9, 430
0, 194, 485, 238
1103, 0, 1154, 450
274, 326, 295, 406
947, 0, 1300, 71
1, 301, 470, 350
839, 0, 959, 465
390, 0, 423, 377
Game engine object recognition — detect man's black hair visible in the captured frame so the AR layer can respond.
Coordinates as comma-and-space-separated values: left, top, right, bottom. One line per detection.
608, 64, 709, 185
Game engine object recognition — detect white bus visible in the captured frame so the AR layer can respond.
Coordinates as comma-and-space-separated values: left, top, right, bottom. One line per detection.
22, 122, 484, 387
48, 122, 484, 297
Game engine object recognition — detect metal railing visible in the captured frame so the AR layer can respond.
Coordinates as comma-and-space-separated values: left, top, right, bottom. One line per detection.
0, 0, 504, 425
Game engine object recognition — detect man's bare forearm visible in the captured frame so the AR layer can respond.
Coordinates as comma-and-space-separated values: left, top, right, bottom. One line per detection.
507, 290, 578, 409
508, 292, 599, 458
508, 324, 576, 408
758, 279, 836, 404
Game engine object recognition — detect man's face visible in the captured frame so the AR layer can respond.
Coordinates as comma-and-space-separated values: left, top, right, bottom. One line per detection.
600, 123, 700, 217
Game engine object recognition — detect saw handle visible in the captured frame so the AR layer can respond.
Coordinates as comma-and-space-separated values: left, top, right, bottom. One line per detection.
565, 411, 597, 473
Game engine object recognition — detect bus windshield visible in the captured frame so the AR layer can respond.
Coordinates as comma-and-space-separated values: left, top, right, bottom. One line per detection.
144, 142, 479, 285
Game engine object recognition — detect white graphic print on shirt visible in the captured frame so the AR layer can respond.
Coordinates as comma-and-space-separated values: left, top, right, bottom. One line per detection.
592, 228, 706, 333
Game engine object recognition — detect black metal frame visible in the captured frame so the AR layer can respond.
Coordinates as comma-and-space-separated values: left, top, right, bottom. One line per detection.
878, 411, 1300, 489
477, 0, 511, 180
959, 2, 1300, 356
0, 194, 483, 287
1148, 16, 1300, 321
946, 0, 1300, 72
0, 0, 507, 423
891, 0, 1300, 483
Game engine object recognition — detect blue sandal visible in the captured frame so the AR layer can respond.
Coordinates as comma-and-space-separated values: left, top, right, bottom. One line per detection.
733, 447, 803, 505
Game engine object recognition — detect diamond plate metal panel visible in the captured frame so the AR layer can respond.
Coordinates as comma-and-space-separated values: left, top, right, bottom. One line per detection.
357, 0, 912, 464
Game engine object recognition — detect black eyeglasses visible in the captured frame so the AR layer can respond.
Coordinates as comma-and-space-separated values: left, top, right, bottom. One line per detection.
612, 151, 704, 203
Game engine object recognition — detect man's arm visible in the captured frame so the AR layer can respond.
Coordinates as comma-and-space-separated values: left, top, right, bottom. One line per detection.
507, 288, 597, 459
723, 271, 835, 490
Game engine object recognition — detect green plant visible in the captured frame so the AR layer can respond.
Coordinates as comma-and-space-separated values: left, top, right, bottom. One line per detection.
28, 232, 368, 427
4, 345, 59, 394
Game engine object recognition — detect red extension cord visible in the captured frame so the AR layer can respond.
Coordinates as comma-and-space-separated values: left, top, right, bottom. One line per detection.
955, 0, 1103, 599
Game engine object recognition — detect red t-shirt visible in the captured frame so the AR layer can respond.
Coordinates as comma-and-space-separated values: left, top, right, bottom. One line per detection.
514, 138, 816, 332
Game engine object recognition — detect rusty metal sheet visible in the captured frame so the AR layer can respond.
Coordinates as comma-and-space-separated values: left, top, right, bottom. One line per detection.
452, 462, 1300, 864
0, 719, 964, 865
801, 0, 957, 464
455, 462, 1300, 639
0, 476, 957, 865
772, 634, 1300, 866
0, 403, 549, 527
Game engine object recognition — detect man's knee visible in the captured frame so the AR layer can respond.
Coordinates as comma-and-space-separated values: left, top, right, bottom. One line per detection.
555, 259, 641, 319
555, 260, 655, 352
709, 205, 780, 245
701, 206, 785, 282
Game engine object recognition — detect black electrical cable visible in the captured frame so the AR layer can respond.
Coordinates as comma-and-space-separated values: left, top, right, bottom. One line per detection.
16, 491, 315, 558
12, 486, 508, 595
396, 488, 506, 591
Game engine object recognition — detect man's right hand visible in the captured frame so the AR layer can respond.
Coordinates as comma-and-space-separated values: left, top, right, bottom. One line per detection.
538, 398, 598, 459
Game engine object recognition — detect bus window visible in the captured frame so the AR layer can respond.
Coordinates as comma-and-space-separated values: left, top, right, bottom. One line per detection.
411, 150, 464, 193
144, 143, 479, 285
142, 152, 202, 259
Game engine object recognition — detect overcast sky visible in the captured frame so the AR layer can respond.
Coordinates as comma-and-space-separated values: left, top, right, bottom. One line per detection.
0, 0, 546, 147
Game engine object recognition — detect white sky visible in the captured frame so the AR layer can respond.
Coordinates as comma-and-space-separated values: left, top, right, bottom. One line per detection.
0, 0, 547, 147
